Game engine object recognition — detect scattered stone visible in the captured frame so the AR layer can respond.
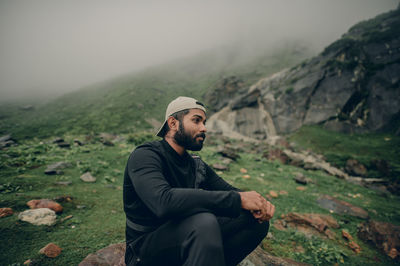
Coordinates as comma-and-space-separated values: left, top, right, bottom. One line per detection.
240, 168, 248, 174
279, 190, 288, 195
18, 208, 57, 226
99, 133, 116, 146
0, 207, 13, 218
57, 142, 70, 148
345, 159, 367, 177
348, 241, 362, 254
0, 134, 12, 142
23, 259, 32, 265
79, 242, 126, 266
212, 163, 229, 171
60, 215, 73, 223
342, 229, 353, 241
265, 148, 289, 164
296, 186, 306, 191
358, 220, 400, 259
74, 139, 84, 146
243, 175, 251, 179
293, 172, 310, 185
39, 243, 62, 258
218, 146, 240, 161
283, 149, 349, 179
80, 172, 96, 183
269, 190, 278, 198
54, 181, 72, 186
53, 195, 73, 203
76, 205, 86, 209
222, 158, 233, 165
27, 199, 63, 213
53, 137, 64, 143
242, 246, 311, 266
317, 195, 369, 219
45, 161, 71, 175
274, 212, 339, 239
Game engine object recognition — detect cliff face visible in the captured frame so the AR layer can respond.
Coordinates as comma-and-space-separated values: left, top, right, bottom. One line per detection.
208, 7, 400, 139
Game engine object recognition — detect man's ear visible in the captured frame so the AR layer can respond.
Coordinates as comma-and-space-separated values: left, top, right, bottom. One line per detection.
167, 116, 178, 132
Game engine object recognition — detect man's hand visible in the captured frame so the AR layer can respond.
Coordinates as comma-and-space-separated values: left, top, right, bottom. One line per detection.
238, 191, 275, 222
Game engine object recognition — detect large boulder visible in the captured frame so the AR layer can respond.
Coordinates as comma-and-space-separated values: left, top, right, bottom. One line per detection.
358, 220, 400, 260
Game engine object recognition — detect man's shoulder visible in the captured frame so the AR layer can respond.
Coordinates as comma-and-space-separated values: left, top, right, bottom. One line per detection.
131, 140, 164, 158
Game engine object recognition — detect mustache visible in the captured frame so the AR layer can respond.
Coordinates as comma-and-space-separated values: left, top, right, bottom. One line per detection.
195, 133, 206, 140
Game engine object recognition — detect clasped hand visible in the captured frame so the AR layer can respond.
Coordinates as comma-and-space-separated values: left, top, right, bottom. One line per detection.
238, 191, 275, 222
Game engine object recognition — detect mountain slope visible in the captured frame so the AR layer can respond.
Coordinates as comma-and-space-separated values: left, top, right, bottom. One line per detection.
209, 7, 400, 139
0, 43, 311, 139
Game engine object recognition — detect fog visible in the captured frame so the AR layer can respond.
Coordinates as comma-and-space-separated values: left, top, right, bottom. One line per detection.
0, 0, 398, 101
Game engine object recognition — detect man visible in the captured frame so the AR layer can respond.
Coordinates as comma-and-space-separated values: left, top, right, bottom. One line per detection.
123, 96, 275, 266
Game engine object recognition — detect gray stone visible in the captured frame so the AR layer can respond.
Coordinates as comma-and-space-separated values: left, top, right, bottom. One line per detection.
0, 134, 12, 142
80, 172, 96, 183
317, 195, 369, 219
45, 161, 71, 175
18, 208, 57, 226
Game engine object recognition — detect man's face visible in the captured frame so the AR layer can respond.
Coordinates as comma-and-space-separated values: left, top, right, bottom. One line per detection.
173, 109, 207, 151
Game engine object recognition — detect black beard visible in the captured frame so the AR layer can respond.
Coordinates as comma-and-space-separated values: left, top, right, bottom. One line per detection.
174, 121, 206, 151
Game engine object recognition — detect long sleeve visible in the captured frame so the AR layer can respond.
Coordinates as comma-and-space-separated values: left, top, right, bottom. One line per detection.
128, 148, 241, 220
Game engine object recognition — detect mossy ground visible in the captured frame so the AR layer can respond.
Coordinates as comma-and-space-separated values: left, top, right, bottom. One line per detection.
1, 128, 399, 265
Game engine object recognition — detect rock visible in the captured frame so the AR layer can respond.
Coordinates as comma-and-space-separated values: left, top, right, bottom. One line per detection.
81, 172, 96, 183
79, 242, 126, 266
345, 159, 367, 177
53, 137, 64, 143
348, 241, 361, 254
54, 181, 72, 186
0, 207, 13, 218
204, 76, 246, 113
296, 186, 306, 191
0, 134, 12, 142
57, 142, 70, 148
265, 148, 289, 164
240, 168, 248, 174
218, 146, 240, 161
45, 161, 71, 175
222, 158, 233, 165
21, 105, 34, 111
39, 243, 62, 258
18, 208, 57, 226
293, 172, 308, 185
279, 190, 288, 195
274, 212, 339, 239
342, 229, 353, 241
370, 159, 391, 177
317, 195, 369, 219
74, 139, 84, 146
212, 163, 229, 171
241, 246, 311, 266
358, 220, 400, 259
53, 195, 73, 203
99, 133, 117, 146
27, 199, 63, 213
269, 190, 278, 198
243, 175, 251, 179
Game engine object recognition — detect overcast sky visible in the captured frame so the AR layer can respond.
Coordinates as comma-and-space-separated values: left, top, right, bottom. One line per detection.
0, 0, 398, 101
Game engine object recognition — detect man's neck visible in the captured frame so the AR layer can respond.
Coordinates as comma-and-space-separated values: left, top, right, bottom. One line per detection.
164, 136, 185, 156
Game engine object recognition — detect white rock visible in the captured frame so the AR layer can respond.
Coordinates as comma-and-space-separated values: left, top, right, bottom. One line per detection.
18, 208, 56, 226
80, 172, 96, 183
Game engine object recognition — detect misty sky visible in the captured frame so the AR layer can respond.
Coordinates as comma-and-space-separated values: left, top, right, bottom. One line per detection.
0, 0, 398, 101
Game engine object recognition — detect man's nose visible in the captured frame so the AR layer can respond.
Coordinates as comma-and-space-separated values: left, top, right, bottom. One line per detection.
200, 122, 207, 132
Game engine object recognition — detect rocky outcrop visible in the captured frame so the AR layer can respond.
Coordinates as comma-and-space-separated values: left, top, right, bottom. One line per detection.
208, 7, 400, 138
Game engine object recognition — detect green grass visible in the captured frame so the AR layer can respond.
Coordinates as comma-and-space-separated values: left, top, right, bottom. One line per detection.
1, 129, 399, 265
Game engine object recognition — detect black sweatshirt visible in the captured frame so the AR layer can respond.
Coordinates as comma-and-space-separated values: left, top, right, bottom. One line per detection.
123, 140, 242, 234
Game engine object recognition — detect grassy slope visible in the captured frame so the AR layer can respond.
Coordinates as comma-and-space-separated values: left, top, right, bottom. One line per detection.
1, 131, 399, 265
0, 43, 310, 140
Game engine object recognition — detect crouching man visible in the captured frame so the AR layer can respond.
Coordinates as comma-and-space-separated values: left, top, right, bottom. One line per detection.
123, 96, 275, 265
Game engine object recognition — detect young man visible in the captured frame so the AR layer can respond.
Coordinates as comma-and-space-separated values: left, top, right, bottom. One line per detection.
123, 96, 275, 266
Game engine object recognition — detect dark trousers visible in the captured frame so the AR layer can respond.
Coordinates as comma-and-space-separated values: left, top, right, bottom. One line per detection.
125, 211, 269, 266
